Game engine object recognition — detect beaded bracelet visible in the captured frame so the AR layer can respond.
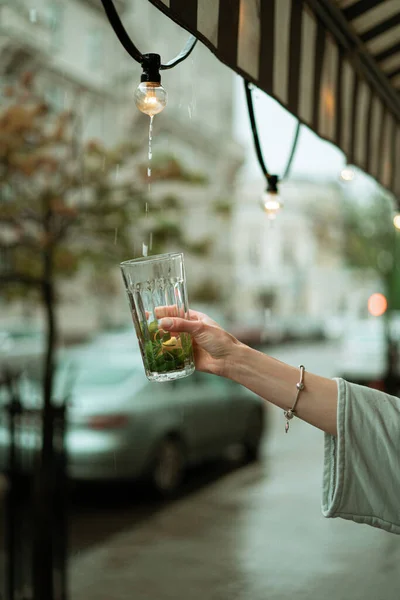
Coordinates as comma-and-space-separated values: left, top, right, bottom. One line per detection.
284, 365, 305, 433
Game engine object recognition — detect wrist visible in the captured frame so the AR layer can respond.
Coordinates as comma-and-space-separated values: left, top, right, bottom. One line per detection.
221, 340, 253, 380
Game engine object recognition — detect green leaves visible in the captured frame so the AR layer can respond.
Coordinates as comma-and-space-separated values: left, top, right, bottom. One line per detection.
143, 326, 192, 374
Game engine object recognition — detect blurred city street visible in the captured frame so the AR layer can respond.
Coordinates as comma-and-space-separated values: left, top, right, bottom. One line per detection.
1, 1, 400, 598
69, 341, 400, 600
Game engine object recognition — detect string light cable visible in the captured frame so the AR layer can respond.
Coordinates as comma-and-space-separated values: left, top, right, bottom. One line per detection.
100, 0, 198, 115
244, 79, 301, 219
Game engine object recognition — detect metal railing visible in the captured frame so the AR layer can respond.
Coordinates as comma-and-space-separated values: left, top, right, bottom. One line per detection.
0, 371, 68, 600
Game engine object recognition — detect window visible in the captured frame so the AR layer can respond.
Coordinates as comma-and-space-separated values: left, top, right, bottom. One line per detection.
45, 84, 63, 110
248, 235, 260, 266
87, 29, 103, 71
283, 238, 295, 267
45, 2, 64, 50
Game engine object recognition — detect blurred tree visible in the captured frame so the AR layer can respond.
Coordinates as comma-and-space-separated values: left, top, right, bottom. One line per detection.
341, 194, 394, 279
341, 191, 400, 393
0, 73, 212, 599
139, 152, 208, 184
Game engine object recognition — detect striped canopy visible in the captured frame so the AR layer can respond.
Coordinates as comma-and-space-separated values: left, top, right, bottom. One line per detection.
148, 0, 400, 200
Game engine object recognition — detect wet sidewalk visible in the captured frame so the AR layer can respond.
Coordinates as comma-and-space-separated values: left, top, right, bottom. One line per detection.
70, 406, 400, 600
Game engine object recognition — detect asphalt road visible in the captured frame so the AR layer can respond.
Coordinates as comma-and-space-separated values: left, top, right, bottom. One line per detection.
69, 341, 400, 600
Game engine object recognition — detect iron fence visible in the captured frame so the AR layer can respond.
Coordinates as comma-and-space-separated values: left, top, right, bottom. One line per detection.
0, 371, 68, 600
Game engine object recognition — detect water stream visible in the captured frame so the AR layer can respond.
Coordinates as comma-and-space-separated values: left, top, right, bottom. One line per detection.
147, 115, 153, 192
142, 116, 154, 257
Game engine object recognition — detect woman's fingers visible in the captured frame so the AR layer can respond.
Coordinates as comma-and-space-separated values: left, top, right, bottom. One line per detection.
155, 305, 203, 321
154, 305, 184, 319
160, 317, 203, 335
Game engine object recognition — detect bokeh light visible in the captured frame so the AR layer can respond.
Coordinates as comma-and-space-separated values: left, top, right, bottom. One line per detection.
368, 293, 387, 317
340, 167, 355, 182
393, 214, 400, 230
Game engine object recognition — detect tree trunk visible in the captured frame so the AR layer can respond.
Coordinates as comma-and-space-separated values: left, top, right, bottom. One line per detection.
33, 224, 57, 600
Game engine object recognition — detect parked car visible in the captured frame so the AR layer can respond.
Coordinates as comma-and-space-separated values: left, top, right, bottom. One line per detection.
0, 328, 45, 376
338, 318, 400, 391
0, 342, 265, 495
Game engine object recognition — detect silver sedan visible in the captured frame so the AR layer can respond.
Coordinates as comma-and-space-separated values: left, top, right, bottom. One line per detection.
0, 340, 266, 495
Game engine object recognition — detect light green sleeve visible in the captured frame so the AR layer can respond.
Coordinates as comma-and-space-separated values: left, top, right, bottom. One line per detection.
322, 378, 400, 535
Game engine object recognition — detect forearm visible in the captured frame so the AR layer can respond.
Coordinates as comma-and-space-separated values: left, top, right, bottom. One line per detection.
224, 343, 338, 436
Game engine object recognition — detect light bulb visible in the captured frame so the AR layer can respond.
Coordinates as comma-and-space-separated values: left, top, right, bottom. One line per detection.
340, 167, 355, 182
262, 191, 282, 219
134, 82, 167, 116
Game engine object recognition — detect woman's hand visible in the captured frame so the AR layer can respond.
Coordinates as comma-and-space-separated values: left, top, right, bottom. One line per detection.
158, 309, 241, 376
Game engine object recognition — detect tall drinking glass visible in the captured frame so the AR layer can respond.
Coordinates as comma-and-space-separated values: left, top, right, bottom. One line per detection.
120, 253, 195, 382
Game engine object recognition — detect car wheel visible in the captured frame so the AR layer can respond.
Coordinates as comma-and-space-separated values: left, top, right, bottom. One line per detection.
243, 408, 264, 462
150, 436, 185, 497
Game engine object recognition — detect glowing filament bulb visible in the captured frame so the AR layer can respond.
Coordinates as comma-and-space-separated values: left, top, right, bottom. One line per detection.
134, 81, 167, 116
261, 176, 282, 219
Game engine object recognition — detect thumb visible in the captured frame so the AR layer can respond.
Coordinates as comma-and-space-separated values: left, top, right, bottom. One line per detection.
160, 317, 202, 335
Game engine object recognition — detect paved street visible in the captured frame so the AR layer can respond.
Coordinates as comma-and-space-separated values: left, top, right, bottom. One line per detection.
70, 342, 400, 600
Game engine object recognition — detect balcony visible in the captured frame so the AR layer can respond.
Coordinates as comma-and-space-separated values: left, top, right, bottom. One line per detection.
0, 1, 52, 59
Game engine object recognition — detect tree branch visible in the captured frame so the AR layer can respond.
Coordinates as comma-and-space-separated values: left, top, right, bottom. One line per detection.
0, 274, 43, 287
0, 237, 40, 251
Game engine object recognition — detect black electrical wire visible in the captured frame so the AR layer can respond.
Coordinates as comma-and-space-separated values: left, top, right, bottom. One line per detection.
160, 35, 198, 70
100, 0, 143, 63
244, 80, 270, 180
282, 120, 301, 180
100, 0, 197, 69
244, 79, 301, 183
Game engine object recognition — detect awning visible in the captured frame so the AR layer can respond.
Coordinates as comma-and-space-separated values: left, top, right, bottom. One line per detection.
147, 0, 400, 200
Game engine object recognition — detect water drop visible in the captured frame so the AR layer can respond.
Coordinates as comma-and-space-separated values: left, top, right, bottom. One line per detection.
142, 243, 148, 257
147, 167, 151, 178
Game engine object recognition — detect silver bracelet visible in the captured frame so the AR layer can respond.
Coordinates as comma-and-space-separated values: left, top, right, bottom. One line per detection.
284, 365, 305, 433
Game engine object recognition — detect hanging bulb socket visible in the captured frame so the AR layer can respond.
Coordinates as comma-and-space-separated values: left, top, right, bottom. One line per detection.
134, 53, 167, 116
266, 175, 279, 194
141, 53, 161, 83
262, 175, 282, 220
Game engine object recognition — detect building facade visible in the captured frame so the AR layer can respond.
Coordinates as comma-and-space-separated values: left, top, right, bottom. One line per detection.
0, 0, 242, 340
230, 178, 365, 329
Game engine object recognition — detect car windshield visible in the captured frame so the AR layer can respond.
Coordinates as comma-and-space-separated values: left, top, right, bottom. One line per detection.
70, 364, 136, 387
51, 349, 141, 390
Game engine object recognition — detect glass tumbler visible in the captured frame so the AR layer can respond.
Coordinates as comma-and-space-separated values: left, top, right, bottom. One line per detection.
120, 253, 195, 382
